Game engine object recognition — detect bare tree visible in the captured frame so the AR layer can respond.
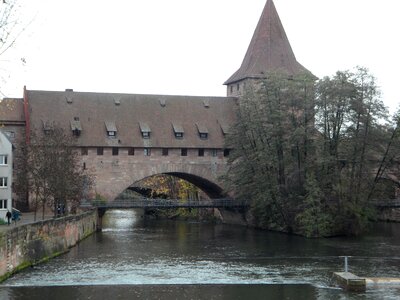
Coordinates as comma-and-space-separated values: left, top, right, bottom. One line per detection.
15, 126, 93, 220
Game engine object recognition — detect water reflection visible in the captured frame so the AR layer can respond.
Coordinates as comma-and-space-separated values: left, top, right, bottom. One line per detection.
1, 209, 400, 299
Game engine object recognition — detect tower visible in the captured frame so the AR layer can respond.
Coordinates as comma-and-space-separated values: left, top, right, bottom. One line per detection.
224, 0, 313, 97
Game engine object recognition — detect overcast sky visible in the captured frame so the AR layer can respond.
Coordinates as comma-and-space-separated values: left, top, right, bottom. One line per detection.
2, 0, 399, 113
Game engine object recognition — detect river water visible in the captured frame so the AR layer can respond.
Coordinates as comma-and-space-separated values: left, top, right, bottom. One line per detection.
1, 210, 400, 299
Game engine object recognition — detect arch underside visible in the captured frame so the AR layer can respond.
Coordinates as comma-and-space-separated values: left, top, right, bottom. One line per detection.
163, 172, 226, 199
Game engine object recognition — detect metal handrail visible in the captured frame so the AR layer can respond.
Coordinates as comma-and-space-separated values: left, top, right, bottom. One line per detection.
370, 199, 400, 208
80, 198, 250, 209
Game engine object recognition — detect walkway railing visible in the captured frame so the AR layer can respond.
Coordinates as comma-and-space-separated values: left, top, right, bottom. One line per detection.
370, 199, 400, 208
80, 198, 250, 209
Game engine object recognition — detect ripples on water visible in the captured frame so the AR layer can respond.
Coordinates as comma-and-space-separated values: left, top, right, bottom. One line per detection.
1, 210, 400, 299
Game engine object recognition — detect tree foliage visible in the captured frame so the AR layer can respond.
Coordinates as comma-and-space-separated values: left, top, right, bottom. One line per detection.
224, 68, 400, 237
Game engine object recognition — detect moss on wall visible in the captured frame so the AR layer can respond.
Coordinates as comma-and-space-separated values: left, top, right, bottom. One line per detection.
0, 210, 98, 282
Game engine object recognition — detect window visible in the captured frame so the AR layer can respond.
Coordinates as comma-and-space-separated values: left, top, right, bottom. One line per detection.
237, 84, 240, 91
181, 148, 187, 156
71, 118, 82, 136
43, 120, 54, 135
144, 148, 151, 156
224, 149, 230, 157
72, 129, 81, 136
196, 123, 208, 140
112, 147, 119, 156
162, 148, 169, 156
128, 148, 135, 156
0, 155, 7, 165
230, 85, 233, 94
83, 162, 87, 170
199, 132, 208, 140
0, 199, 7, 209
0, 177, 7, 188
105, 121, 117, 138
211, 149, 217, 157
81, 148, 88, 156
198, 149, 204, 157
97, 147, 104, 155
172, 123, 184, 139
139, 122, 151, 139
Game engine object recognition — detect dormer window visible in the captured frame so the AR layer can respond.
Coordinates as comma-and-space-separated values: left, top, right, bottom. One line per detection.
139, 122, 151, 139
219, 122, 230, 136
105, 121, 117, 137
196, 123, 208, 140
172, 123, 184, 139
200, 133, 208, 139
42, 120, 54, 135
71, 117, 82, 137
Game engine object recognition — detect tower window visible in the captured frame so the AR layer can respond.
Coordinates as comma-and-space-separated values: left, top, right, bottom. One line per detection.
97, 147, 104, 155
128, 148, 135, 156
198, 149, 204, 157
162, 148, 169, 156
112, 147, 119, 156
181, 148, 187, 156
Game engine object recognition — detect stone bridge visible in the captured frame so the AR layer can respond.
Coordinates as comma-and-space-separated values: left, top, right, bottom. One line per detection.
80, 147, 229, 201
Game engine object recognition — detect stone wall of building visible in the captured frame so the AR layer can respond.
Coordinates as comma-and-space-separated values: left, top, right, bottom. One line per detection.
0, 210, 97, 281
81, 147, 229, 200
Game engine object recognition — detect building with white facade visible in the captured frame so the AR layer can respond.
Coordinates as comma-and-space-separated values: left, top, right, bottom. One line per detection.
0, 131, 13, 221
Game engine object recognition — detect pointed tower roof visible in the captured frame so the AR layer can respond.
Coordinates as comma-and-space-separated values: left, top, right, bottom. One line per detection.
224, 0, 312, 85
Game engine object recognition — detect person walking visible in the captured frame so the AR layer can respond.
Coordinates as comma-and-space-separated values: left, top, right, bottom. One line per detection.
6, 210, 12, 226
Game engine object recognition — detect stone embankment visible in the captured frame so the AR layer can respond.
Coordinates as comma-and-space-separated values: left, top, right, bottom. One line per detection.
0, 210, 97, 281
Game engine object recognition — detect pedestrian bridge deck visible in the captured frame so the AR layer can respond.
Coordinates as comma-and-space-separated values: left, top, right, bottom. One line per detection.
80, 198, 250, 209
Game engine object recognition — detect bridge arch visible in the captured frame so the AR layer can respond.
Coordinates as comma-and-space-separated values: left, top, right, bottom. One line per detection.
88, 156, 229, 201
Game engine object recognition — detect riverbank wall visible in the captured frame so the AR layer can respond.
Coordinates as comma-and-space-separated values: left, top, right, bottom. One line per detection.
0, 210, 97, 281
